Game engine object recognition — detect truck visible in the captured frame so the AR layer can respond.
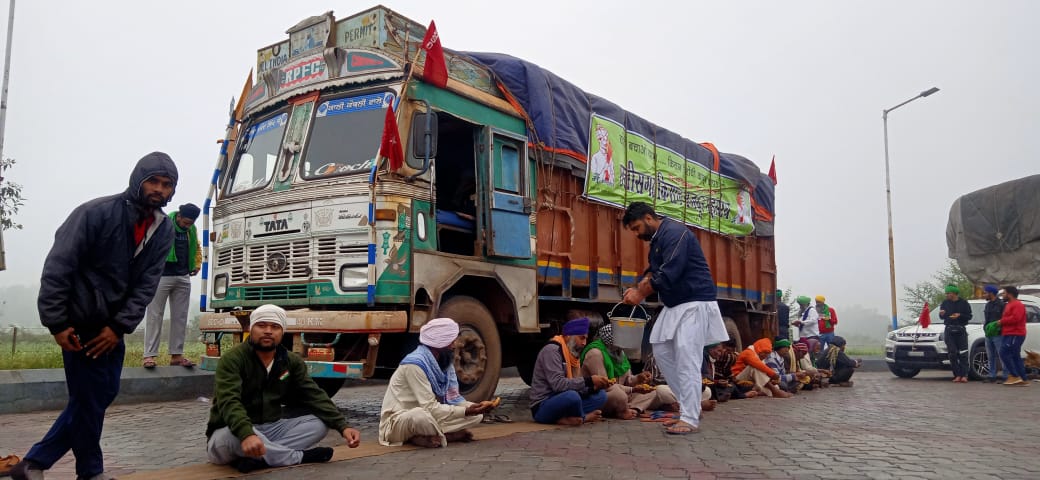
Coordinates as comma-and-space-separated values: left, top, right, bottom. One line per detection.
197, 5, 778, 400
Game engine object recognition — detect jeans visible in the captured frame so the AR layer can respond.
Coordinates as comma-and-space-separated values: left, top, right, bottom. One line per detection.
999, 335, 1027, 379
819, 332, 835, 350
944, 327, 969, 378
984, 335, 1004, 379
26, 340, 125, 477
532, 389, 607, 424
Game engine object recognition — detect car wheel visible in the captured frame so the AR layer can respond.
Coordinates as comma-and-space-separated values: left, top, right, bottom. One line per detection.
887, 364, 920, 378
969, 343, 989, 381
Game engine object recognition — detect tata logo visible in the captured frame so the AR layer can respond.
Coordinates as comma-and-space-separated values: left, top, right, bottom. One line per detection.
263, 219, 290, 232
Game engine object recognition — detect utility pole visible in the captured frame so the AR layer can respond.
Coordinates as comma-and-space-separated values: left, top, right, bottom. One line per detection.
0, 0, 15, 271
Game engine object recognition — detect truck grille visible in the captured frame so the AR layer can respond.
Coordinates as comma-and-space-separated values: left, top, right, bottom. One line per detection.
246, 240, 311, 281
315, 237, 370, 277
243, 284, 309, 300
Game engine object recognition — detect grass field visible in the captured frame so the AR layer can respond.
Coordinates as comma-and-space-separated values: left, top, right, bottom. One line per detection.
0, 332, 211, 370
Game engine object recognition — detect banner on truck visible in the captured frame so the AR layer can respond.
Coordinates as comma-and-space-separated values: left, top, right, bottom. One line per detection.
584, 114, 755, 236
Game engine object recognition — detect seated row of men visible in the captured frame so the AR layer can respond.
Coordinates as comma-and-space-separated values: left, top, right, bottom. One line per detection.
203, 307, 861, 474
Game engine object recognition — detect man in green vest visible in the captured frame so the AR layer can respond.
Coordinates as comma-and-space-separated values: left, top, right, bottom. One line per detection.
143, 203, 201, 368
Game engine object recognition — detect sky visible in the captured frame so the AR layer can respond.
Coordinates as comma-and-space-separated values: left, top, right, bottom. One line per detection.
0, 0, 1037, 326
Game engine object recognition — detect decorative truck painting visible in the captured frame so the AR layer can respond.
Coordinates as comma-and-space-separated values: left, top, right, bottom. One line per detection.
198, 5, 778, 400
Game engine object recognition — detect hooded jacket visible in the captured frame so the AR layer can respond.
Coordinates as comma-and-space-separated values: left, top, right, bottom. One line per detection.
37, 152, 178, 337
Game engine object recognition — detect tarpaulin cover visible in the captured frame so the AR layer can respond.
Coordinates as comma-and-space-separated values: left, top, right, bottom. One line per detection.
947, 174, 1040, 285
463, 52, 775, 229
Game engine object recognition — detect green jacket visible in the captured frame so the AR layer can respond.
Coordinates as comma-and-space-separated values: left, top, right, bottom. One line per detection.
206, 341, 349, 440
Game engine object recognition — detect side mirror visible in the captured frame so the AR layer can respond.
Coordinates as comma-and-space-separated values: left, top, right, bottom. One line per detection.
411, 111, 439, 159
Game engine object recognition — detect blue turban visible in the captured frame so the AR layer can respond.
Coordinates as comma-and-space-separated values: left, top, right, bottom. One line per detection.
562, 317, 590, 336
984, 285, 999, 295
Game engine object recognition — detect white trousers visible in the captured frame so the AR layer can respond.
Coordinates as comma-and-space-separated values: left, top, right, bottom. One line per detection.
650, 301, 729, 427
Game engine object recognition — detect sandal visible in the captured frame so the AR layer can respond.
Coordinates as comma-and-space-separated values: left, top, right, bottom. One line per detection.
665, 422, 698, 435
143, 358, 157, 369
481, 414, 513, 424
171, 358, 195, 368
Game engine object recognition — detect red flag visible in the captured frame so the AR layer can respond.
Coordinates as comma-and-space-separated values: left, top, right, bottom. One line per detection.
420, 20, 448, 88
918, 302, 931, 328
768, 155, 777, 185
380, 106, 404, 171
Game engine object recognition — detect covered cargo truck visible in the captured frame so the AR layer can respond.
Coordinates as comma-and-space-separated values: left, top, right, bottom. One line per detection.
947, 174, 1040, 285
198, 5, 777, 400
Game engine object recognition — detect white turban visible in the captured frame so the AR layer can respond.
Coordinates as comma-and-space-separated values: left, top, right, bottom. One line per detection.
250, 304, 287, 330
420, 318, 459, 349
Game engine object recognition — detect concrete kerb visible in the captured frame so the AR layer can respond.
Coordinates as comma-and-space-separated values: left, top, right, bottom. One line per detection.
0, 367, 214, 414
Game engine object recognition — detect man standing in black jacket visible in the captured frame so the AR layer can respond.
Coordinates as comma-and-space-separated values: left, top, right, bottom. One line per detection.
939, 284, 973, 383
621, 202, 729, 435
11, 152, 178, 480
775, 290, 790, 340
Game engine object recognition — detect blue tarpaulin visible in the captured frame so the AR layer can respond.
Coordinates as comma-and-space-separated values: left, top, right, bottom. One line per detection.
463, 51, 775, 229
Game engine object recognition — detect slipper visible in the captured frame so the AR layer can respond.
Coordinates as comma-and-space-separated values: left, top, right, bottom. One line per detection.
665, 423, 698, 435
171, 358, 195, 368
143, 358, 157, 369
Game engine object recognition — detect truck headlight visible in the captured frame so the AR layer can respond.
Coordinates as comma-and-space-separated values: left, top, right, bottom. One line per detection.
214, 274, 229, 298
339, 264, 367, 291
886, 331, 896, 341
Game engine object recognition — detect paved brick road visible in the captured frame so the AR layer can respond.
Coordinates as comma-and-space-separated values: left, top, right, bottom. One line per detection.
2, 371, 1039, 479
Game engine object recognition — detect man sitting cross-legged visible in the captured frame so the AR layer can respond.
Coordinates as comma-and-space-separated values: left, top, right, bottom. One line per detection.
206, 305, 362, 473
731, 338, 794, 398
581, 324, 678, 419
530, 317, 610, 425
379, 318, 495, 448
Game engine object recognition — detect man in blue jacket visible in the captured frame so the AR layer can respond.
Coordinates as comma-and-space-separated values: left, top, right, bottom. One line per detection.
11, 152, 178, 480
621, 202, 729, 435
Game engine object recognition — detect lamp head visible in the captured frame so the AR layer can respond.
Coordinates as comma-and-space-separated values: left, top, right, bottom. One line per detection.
921, 87, 940, 97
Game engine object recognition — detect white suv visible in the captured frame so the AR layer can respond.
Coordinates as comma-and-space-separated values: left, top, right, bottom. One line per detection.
884, 295, 1040, 380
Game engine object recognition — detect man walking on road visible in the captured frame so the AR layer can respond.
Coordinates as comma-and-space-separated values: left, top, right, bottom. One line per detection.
939, 284, 972, 383
982, 285, 1006, 383
621, 202, 729, 435
11, 152, 179, 480
206, 305, 361, 473
143, 202, 202, 368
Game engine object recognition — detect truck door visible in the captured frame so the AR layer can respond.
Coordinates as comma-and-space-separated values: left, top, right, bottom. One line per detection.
485, 130, 531, 258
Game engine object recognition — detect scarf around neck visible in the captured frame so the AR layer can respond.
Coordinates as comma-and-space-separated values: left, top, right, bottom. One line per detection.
581, 338, 630, 380
550, 335, 580, 379
400, 345, 464, 405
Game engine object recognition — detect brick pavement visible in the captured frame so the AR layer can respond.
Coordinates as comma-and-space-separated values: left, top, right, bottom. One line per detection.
2, 371, 1039, 479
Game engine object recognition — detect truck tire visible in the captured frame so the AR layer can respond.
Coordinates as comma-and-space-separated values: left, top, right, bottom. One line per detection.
438, 295, 502, 401
968, 342, 989, 381
723, 317, 742, 351
314, 378, 346, 398
887, 364, 920, 378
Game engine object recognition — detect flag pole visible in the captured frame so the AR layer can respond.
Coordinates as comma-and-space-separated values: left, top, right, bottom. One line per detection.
0, 0, 16, 271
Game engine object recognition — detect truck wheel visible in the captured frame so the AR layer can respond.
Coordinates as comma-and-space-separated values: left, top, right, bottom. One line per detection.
887, 364, 920, 378
314, 378, 346, 398
439, 295, 502, 401
968, 343, 989, 381
723, 317, 742, 351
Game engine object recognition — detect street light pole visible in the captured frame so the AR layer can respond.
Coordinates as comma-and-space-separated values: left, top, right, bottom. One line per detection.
883, 86, 940, 330
0, 0, 14, 272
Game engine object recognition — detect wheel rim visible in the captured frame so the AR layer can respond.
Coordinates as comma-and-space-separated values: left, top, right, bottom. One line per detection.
971, 350, 989, 376
453, 325, 488, 388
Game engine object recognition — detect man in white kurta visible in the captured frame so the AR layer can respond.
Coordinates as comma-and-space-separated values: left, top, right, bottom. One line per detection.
378, 318, 493, 448
621, 202, 729, 435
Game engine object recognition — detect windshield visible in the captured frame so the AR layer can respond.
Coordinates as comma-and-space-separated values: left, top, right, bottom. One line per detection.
228, 112, 289, 194
301, 91, 395, 179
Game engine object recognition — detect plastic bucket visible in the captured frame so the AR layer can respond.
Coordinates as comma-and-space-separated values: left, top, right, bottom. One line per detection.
608, 303, 648, 350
